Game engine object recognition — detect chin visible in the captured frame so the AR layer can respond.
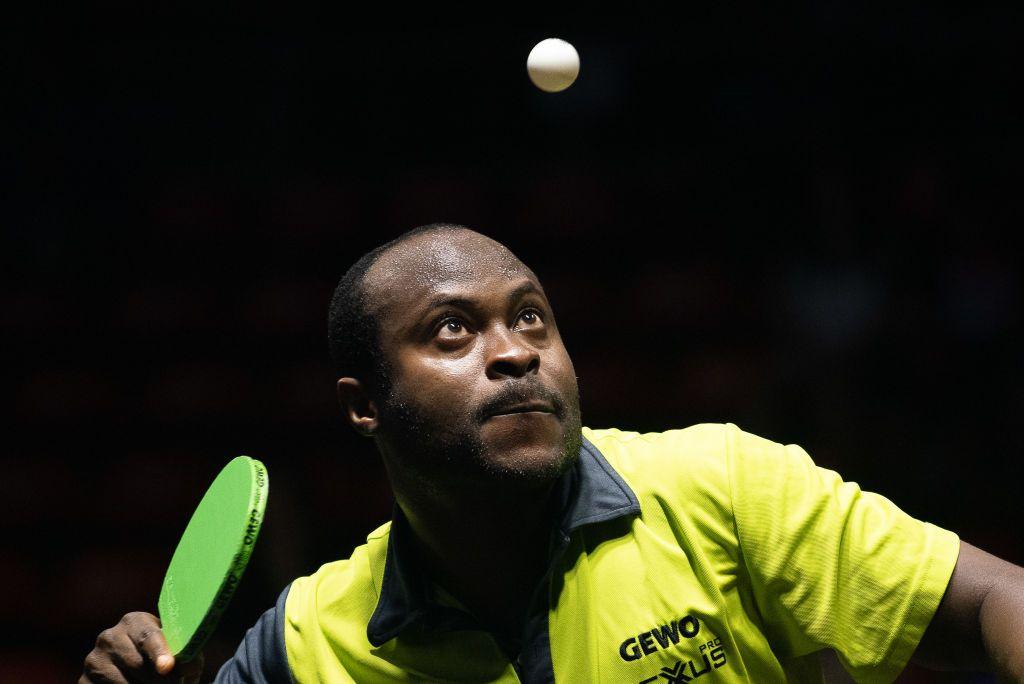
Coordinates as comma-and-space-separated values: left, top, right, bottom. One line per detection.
475, 429, 582, 485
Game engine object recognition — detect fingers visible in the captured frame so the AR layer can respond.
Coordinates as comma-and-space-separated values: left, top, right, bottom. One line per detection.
80, 651, 130, 683
82, 611, 202, 683
120, 612, 175, 675
99, 626, 143, 671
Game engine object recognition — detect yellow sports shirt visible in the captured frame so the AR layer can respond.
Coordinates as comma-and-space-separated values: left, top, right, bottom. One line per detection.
215, 424, 960, 683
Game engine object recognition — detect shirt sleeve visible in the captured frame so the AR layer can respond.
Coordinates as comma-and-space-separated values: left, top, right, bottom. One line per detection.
724, 424, 960, 683
213, 584, 295, 684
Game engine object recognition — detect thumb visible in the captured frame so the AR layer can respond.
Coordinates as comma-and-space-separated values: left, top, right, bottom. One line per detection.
126, 613, 175, 674
154, 652, 175, 675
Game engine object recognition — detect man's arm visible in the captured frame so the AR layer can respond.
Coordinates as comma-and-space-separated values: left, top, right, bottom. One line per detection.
913, 540, 1024, 679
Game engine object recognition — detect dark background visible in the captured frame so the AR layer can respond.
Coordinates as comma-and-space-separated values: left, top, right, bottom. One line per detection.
5, 8, 1020, 682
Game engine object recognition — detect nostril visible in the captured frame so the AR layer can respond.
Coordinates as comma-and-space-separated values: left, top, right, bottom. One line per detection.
487, 348, 540, 379
491, 359, 517, 376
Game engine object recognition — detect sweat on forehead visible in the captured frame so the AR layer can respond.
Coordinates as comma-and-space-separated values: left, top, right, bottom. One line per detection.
363, 228, 536, 303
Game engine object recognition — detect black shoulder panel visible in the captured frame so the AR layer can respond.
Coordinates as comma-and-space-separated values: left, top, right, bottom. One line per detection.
213, 584, 294, 684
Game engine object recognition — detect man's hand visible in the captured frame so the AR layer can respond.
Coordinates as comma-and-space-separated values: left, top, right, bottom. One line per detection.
80, 612, 203, 684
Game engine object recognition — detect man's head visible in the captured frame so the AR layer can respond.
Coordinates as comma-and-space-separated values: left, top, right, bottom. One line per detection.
328, 224, 581, 491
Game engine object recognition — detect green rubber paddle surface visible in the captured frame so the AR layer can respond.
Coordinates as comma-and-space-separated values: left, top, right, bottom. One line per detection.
158, 456, 268, 662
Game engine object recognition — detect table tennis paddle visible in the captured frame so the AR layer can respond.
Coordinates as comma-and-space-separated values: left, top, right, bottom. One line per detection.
157, 456, 269, 662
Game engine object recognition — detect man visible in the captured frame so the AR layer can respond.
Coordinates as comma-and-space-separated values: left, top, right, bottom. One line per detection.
82, 224, 1024, 682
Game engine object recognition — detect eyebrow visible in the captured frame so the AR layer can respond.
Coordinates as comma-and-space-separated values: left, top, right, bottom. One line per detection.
507, 280, 544, 304
422, 281, 544, 314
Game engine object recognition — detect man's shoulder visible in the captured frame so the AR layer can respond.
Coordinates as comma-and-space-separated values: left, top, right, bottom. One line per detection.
582, 423, 737, 504
286, 520, 391, 630
583, 422, 796, 472
214, 523, 396, 682
583, 423, 735, 471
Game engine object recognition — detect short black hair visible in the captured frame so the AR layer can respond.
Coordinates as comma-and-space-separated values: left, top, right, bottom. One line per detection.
327, 222, 468, 393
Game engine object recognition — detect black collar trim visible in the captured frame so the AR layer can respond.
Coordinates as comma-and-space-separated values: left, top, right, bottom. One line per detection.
366, 434, 640, 647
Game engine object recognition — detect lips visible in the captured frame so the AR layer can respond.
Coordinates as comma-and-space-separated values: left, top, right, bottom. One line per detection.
476, 383, 565, 424
486, 401, 555, 418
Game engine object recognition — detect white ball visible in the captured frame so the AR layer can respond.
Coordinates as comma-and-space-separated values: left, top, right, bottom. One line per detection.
527, 38, 580, 93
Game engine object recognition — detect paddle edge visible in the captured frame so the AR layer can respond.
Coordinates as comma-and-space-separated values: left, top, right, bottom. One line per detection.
174, 456, 269, 663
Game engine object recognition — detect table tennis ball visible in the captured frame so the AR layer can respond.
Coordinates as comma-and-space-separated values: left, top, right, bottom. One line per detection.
527, 38, 580, 93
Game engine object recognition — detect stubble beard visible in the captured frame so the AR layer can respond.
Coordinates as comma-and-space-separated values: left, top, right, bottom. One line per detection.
377, 379, 583, 490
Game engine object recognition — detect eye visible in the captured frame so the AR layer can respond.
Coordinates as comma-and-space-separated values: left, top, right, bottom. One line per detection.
515, 308, 544, 330
436, 316, 471, 340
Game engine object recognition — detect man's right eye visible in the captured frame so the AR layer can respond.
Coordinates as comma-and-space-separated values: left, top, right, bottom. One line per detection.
437, 318, 469, 339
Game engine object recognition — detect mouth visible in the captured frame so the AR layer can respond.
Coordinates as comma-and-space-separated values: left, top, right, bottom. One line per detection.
486, 401, 556, 419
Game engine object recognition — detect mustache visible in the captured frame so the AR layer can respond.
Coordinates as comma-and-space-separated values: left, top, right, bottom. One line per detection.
474, 380, 567, 422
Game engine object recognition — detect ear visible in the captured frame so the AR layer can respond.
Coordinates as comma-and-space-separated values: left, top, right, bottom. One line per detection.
336, 377, 379, 437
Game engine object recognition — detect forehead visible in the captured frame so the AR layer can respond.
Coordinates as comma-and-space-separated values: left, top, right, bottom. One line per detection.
363, 230, 538, 320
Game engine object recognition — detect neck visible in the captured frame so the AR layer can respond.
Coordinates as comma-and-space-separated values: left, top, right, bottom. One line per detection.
390, 468, 563, 633
399, 477, 558, 563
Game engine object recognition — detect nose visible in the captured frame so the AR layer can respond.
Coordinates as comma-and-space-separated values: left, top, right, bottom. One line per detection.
485, 325, 540, 380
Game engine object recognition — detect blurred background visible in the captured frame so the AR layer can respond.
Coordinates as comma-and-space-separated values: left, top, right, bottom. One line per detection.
4, 7, 1021, 682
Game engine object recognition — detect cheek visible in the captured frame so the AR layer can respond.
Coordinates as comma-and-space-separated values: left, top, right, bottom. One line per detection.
393, 349, 482, 410
546, 342, 578, 389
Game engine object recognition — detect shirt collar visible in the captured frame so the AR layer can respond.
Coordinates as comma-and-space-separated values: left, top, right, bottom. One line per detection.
366, 434, 641, 647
